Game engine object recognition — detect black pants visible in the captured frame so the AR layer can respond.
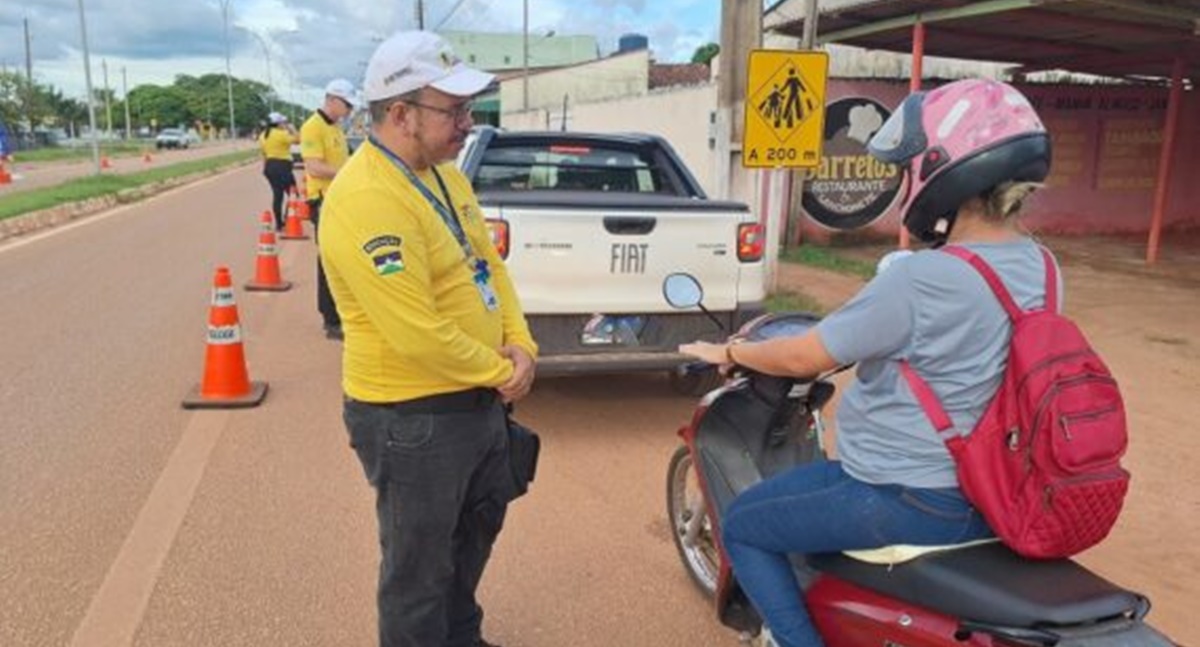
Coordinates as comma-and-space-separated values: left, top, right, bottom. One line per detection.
344, 390, 516, 647
309, 198, 340, 328
263, 159, 295, 231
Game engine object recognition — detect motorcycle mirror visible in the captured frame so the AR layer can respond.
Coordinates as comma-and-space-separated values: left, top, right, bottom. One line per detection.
663, 273, 704, 309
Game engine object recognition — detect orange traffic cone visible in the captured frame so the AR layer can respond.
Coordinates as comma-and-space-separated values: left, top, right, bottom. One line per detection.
280, 199, 310, 240
101, 156, 112, 170
258, 209, 275, 232
244, 231, 292, 292
0, 158, 11, 185
143, 151, 153, 163
182, 267, 268, 409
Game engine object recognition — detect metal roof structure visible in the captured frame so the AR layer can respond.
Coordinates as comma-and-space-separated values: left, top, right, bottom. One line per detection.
767, 0, 1200, 83
765, 0, 1197, 262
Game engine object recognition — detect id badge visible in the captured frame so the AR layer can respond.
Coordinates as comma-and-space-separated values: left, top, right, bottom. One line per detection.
476, 280, 500, 311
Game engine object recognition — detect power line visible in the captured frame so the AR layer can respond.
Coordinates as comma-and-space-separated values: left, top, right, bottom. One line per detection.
435, 0, 471, 30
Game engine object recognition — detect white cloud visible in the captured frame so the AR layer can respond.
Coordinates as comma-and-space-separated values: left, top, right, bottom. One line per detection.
3, 0, 719, 106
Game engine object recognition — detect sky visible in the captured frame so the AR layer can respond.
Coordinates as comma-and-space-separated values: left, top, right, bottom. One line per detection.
0, 0, 722, 109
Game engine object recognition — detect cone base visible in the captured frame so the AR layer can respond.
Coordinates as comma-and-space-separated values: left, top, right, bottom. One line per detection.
181, 381, 269, 410
280, 233, 310, 240
244, 280, 293, 292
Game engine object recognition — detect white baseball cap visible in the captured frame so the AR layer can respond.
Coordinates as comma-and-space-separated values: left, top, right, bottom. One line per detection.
324, 78, 359, 108
363, 31, 495, 102
267, 111, 287, 125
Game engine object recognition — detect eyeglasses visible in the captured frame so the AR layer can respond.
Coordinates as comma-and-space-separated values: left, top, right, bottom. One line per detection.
402, 100, 475, 121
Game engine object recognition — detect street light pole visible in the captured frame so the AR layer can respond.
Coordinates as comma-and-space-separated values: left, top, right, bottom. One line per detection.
522, 0, 529, 111
122, 66, 131, 139
75, 0, 100, 173
102, 58, 112, 136
251, 31, 274, 111
220, 0, 237, 139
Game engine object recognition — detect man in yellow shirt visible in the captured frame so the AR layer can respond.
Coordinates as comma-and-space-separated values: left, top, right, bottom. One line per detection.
301, 78, 357, 339
320, 31, 536, 647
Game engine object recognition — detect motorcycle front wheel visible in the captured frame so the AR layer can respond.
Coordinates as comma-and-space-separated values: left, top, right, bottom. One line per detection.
667, 445, 720, 598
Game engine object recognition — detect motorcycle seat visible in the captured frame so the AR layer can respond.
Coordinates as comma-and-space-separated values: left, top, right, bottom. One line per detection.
807, 542, 1142, 628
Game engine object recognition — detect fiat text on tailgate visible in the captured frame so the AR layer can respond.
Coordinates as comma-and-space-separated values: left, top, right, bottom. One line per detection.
459, 127, 765, 382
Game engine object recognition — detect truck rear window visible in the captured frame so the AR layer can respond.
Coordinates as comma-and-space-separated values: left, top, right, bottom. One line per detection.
474, 142, 676, 194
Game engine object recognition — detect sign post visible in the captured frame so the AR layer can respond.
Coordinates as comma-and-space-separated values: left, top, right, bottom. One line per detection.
742, 49, 829, 290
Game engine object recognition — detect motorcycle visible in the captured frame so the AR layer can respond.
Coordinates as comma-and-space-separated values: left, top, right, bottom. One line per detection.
662, 272, 1178, 646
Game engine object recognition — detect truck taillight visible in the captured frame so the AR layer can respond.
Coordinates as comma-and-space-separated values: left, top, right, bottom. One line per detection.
737, 223, 764, 262
487, 219, 510, 259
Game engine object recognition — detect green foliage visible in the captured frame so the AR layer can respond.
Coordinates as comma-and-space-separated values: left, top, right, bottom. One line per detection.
15, 142, 145, 163
0, 150, 256, 221
1, 69, 303, 138
780, 245, 877, 280
691, 43, 720, 66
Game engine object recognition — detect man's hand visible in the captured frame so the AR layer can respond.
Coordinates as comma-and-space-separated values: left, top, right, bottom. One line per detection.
498, 345, 535, 403
679, 341, 733, 369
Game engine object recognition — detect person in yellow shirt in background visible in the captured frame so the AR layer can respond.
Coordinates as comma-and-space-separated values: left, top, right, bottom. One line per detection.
258, 112, 297, 231
301, 78, 357, 340
320, 31, 536, 647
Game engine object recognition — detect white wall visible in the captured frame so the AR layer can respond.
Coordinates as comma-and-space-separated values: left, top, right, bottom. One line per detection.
502, 82, 762, 207
499, 50, 650, 114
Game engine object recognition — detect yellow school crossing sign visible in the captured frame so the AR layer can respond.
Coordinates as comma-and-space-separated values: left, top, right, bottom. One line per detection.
742, 49, 829, 169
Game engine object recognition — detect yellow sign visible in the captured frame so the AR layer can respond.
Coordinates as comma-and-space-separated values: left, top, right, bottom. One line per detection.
742, 50, 829, 168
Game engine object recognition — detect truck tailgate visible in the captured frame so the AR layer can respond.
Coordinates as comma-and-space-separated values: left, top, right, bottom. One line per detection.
498, 204, 744, 314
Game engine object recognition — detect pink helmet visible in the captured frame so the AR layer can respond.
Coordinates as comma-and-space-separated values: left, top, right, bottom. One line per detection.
868, 79, 1051, 243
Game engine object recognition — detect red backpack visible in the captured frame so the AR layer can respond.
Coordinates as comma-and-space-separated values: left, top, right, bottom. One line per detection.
900, 245, 1129, 559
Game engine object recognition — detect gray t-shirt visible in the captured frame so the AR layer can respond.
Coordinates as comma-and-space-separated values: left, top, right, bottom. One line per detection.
815, 238, 1060, 489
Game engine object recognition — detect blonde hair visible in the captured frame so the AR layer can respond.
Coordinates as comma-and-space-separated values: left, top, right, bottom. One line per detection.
981, 181, 1043, 221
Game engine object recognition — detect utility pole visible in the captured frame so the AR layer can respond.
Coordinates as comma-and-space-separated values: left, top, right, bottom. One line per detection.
220, 0, 236, 139
415, 0, 425, 29
715, 0, 762, 200
122, 66, 131, 139
102, 58, 112, 136
24, 18, 34, 142
76, 0, 100, 174
785, 0, 820, 250
522, 0, 530, 111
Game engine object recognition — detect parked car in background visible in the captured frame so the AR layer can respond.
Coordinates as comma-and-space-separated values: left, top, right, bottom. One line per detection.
155, 128, 189, 150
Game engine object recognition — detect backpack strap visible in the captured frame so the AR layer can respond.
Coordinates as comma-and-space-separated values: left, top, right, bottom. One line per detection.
943, 245, 1060, 315
940, 246, 1022, 321
898, 360, 958, 441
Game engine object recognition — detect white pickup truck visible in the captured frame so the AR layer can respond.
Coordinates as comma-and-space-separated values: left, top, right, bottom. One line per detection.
458, 127, 765, 392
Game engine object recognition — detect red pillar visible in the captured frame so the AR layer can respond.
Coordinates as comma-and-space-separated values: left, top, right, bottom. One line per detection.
1146, 57, 1186, 265
900, 20, 926, 250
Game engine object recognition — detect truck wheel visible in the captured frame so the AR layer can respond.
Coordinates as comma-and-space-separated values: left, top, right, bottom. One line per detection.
668, 366, 723, 397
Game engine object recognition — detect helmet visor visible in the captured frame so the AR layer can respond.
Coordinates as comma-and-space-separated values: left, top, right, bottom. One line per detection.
868, 92, 928, 164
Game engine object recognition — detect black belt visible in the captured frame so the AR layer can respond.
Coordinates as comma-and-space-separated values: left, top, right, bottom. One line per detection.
348, 388, 497, 414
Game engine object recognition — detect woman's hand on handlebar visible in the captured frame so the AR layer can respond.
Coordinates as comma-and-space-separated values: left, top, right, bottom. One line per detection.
679, 341, 736, 373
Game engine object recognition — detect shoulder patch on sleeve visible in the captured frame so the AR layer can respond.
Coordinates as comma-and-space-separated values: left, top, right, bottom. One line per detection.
362, 235, 403, 254
372, 250, 405, 276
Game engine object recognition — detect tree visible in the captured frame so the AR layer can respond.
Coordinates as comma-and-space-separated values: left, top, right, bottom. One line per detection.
691, 43, 720, 66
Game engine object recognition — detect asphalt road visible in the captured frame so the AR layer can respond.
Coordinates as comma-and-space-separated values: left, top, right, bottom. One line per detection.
0, 141, 255, 196
0, 165, 730, 646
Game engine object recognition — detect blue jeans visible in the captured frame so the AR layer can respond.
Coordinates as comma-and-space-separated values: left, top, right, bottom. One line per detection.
721, 461, 993, 647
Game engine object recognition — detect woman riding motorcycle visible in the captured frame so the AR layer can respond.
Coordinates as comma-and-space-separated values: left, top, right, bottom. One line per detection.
680, 78, 1057, 647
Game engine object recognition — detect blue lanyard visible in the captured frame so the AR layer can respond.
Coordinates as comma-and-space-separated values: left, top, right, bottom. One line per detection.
368, 136, 472, 260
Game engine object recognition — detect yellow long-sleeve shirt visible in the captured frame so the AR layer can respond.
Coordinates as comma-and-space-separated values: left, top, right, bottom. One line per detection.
319, 140, 537, 403
299, 110, 349, 200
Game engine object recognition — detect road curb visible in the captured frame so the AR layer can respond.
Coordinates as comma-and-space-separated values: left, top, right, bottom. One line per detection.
0, 157, 257, 244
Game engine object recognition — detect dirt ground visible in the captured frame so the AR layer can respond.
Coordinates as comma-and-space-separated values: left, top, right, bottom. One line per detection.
775, 232, 1200, 643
